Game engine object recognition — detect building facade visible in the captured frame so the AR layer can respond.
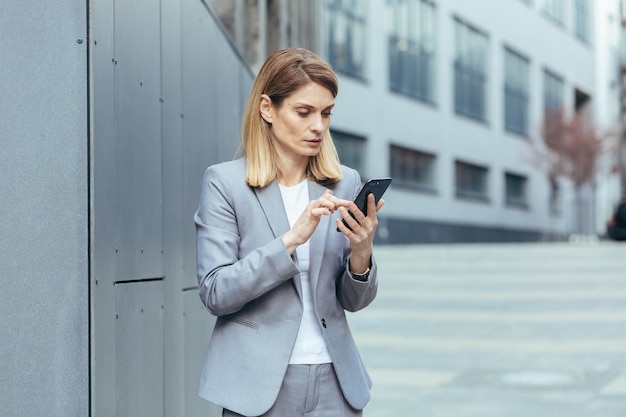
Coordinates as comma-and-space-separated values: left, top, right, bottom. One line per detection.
211, 0, 624, 243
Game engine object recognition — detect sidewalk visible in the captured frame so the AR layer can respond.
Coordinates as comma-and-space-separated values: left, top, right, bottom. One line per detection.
350, 242, 626, 417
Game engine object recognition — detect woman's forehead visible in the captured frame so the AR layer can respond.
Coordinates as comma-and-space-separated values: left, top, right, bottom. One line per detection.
285, 82, 335, 107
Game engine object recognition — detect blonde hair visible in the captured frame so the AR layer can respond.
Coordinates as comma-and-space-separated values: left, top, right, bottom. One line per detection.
240, 48, 342, 187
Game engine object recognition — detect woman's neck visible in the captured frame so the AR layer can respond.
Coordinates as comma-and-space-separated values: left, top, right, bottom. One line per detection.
276, 158, 308, 186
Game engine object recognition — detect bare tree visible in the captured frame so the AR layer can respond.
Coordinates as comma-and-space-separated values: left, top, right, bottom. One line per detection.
532, 104, 620, 234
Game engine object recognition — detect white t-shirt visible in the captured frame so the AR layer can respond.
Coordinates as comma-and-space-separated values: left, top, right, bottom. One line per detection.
278, 180, 332, 364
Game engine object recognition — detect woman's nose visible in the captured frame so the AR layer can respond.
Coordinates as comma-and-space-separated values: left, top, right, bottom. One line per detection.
310, 114, 324, 132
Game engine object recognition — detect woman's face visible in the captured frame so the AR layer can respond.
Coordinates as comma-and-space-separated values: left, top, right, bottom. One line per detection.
260, 82, 335, 164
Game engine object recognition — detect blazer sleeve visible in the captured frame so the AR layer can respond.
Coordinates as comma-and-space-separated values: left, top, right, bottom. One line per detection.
194, 165, 300, 317
335, 167, 378, 312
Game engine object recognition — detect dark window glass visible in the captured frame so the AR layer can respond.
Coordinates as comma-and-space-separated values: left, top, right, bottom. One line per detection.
455, 160, 489, 201
389, 144, 436, 191
504, 47, 530, 136
542, 0, 565, 25
543, 69, 564, 111
387, 0, 436, 103
332, 130, 366, 177
454, 19, 489, 121
574, 0, 590, 42
326, 0, 367, 78
505, 172, 529, 208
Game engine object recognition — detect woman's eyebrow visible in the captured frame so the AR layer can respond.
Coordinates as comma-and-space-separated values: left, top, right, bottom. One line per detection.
291, 102, 335, 109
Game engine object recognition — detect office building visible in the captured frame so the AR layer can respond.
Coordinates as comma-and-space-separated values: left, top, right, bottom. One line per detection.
211, 0, 623, 242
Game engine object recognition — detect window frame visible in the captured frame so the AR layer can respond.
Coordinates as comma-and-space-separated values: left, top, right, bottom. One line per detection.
331, 129, 367, 178
387, 0, 437, 103
574, 0, 590, 43
503, 46, 530, 137
504, 172, 530, 209
541, 0, 565, 26
325, 0, 368, 80
455, 160, 490, 202
453, 18, 489, 122
389, 144, 437, 193
543, 68, 564, 112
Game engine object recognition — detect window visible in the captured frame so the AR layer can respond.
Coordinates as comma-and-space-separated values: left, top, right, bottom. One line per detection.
504, 47, 530, 136
575, 88, 590, 111
543, 69, 564, 112
505, 172, 529, 208
549, 177, 562, 216
455, 160, 489, 201
389, 145, 436, 191
454, 19, 489, 121
574, 0, 590, 42
542, 0, 565, 25
387, 0, 436, 103
332, 130, 366, 176
326, 0, 367, 78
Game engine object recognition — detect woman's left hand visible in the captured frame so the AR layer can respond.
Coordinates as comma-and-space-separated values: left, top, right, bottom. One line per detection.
336, 193, 385, 272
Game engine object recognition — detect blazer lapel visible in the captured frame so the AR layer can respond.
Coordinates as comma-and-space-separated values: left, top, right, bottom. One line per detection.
307, 181, 330, 294
254, 180, 302, 298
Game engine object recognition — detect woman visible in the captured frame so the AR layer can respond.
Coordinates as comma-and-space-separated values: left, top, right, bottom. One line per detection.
194, 48, 384, 417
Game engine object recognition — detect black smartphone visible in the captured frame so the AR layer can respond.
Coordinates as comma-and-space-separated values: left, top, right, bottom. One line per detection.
338, 177, 392, 231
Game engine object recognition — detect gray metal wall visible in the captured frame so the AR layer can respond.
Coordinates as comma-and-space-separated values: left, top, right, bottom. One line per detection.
0, 1, 89, 416
91, 0, 252, 416
0, 0, 251, 416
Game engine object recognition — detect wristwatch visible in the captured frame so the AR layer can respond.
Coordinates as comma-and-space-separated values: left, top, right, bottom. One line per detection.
350, 266, 370, 282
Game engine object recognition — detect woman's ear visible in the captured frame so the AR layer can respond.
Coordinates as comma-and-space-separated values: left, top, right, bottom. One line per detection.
259, 94, 273, 124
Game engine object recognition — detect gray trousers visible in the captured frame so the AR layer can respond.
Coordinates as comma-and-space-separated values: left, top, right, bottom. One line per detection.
222, 363, 363, 417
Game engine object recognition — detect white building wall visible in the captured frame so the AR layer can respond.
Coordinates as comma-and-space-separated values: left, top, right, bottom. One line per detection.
593, 0, 623, 234
326, 0, 616, 241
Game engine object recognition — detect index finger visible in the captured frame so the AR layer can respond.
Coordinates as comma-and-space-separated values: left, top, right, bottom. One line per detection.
328, 195, 351, 209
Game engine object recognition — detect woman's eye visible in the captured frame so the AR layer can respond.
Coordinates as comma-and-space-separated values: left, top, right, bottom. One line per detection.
296, 110, 332, 118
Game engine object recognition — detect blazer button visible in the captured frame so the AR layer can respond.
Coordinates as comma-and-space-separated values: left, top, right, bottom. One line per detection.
321, 319, 326, 329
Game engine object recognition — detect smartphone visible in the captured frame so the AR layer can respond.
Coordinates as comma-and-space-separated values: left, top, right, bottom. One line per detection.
338, 177, 392, 231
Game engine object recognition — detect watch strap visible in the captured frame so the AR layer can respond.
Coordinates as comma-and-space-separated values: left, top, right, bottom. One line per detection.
350, 266, 370, 282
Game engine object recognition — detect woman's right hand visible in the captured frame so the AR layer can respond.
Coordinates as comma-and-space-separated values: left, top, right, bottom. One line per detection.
282, 189, 349, 254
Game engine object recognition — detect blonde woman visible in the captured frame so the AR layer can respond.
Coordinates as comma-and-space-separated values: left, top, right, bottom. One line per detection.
194, 48, 384, 417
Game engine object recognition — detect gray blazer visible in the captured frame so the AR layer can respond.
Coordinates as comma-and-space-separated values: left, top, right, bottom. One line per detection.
194, 158, 377, 416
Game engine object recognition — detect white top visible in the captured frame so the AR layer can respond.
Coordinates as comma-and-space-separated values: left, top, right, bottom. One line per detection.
279, 180, 332, 364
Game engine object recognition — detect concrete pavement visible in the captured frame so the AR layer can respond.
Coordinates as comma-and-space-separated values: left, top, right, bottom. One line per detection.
350, 242, 626, 417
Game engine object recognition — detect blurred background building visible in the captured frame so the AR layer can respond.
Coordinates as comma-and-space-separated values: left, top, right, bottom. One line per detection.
2, 2, 625, 417
209, 0, 626, 243
620, 0, 626, 192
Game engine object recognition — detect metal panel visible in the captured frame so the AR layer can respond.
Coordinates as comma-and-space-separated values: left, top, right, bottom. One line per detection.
215, 35, 246, 162
91, 0, 165, 414
91, 1, 253, 416
181, 0, 254, 290
115, 281, 164, 417
181, 0, 221, 291
113, 0, 164, 281
240, 65, 254, 124
160, 0, 186, 414
179, 2, 255, 414
181, 0, 218, 202
91, 0, 118, 413
0, 1, 89, 416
